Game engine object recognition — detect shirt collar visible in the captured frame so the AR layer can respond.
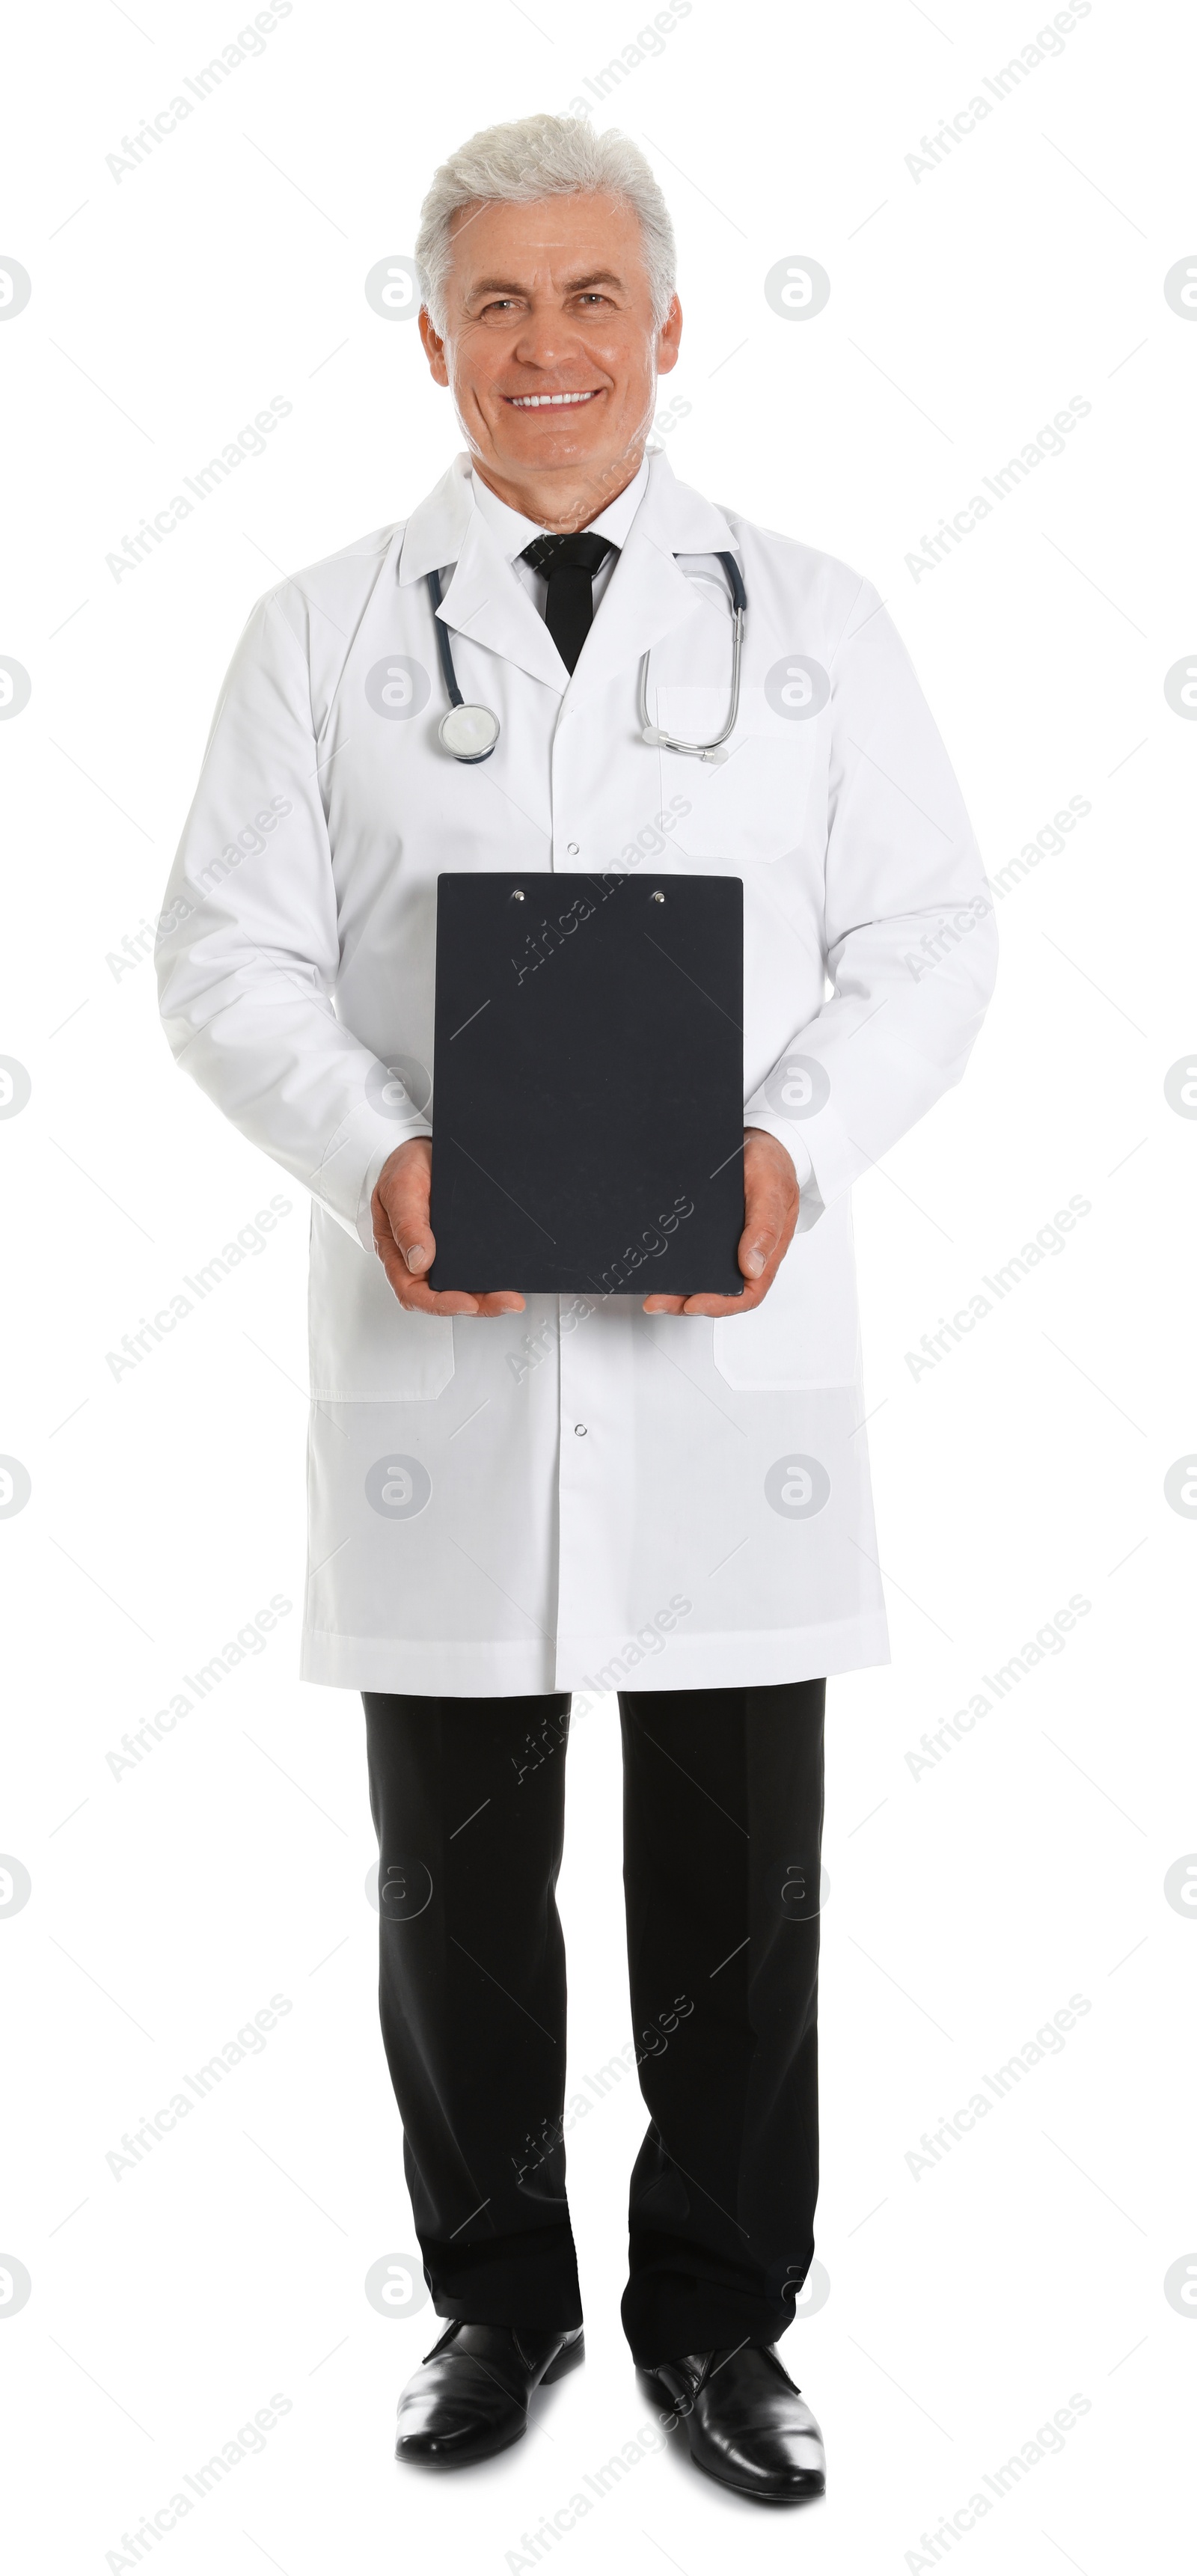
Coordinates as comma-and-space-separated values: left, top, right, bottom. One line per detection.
468, 453, 652, 563
396, 446, 736, 592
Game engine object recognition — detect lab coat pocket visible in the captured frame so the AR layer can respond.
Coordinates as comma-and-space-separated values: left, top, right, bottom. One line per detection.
712, 1195, 860, 1389
657, 684, 822, 863
307, 1203, 456, 1401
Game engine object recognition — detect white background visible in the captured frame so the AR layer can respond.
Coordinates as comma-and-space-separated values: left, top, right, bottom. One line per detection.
1, 1, 1195, 2569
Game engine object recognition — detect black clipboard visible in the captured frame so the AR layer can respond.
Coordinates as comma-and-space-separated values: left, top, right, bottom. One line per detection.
427, 872, 744, 1297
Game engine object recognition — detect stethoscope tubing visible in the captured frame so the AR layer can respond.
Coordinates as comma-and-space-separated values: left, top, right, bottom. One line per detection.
426, 564, 462, 709
638, 549, 746, 762
426, 547, 747, 765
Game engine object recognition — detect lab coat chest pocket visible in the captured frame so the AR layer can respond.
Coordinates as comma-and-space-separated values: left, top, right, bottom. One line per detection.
712, 1195, 860, 1390
307, 1203, 455, 1401
657, 683, 824, 863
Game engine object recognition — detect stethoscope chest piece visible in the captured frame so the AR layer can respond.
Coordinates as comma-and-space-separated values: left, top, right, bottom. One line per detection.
438, 703, 500, 762
427, 566, 501, 763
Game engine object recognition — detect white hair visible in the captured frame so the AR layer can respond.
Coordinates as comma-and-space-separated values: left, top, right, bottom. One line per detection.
414, 114, 677, 332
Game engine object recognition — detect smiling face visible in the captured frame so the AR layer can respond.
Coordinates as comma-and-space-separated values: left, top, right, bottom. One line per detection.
418, 191, 682, 527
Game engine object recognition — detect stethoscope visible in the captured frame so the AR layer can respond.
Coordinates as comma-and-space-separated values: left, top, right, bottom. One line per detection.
425, 548, 747, 767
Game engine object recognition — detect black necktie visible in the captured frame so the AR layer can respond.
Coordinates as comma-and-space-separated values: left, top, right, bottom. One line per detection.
519, 531, 616, 675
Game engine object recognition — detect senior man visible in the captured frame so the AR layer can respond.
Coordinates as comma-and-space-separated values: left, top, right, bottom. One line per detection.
157, 114, 996, 2502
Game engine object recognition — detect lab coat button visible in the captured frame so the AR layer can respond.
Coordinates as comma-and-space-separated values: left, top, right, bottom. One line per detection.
574, 1422, 587, 1437
566, 842, 580, 855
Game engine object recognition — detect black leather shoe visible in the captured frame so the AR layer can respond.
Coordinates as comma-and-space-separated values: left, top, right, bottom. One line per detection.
395, 2320, 584, 2465
645, 2343, 825, 2502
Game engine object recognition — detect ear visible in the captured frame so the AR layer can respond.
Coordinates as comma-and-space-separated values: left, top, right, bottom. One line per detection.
418, 306, 450, 388
655, 293, 682, 378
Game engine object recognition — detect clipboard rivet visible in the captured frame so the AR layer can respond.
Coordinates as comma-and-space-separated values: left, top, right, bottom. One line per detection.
509, 888, 524, 902
651, 889, 665, 902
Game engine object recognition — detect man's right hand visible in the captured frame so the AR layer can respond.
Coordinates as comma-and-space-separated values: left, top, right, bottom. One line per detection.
371, 1138, 526, 1317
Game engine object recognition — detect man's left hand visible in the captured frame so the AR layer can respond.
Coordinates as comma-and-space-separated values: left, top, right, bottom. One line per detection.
643, 1128, 799, 1317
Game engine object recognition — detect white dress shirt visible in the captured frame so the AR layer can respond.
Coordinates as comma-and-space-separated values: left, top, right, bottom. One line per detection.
469, 453, 651, 617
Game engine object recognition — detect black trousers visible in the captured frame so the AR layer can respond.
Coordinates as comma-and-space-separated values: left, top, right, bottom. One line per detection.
362, 1679, 824, 2368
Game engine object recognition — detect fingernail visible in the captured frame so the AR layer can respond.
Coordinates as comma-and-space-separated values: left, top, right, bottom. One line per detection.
744, 1249, 765, 1277
405, 1245, 427, 1272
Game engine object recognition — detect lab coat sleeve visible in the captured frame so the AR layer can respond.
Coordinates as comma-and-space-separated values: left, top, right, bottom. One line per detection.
744, 1123, 815, 1192
156, 588, 430, 1254
744, 578, 997, 1233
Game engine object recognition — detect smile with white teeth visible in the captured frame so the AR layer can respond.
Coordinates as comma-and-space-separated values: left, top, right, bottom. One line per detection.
507, 390, 601, 408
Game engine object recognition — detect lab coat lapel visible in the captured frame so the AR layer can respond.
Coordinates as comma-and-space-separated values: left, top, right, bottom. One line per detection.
564, 448, 738, 712
397, 453, 567, 697
396, 447, 738, 705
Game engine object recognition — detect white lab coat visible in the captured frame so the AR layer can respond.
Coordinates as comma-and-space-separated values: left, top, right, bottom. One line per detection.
156, 448, 997, 1697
